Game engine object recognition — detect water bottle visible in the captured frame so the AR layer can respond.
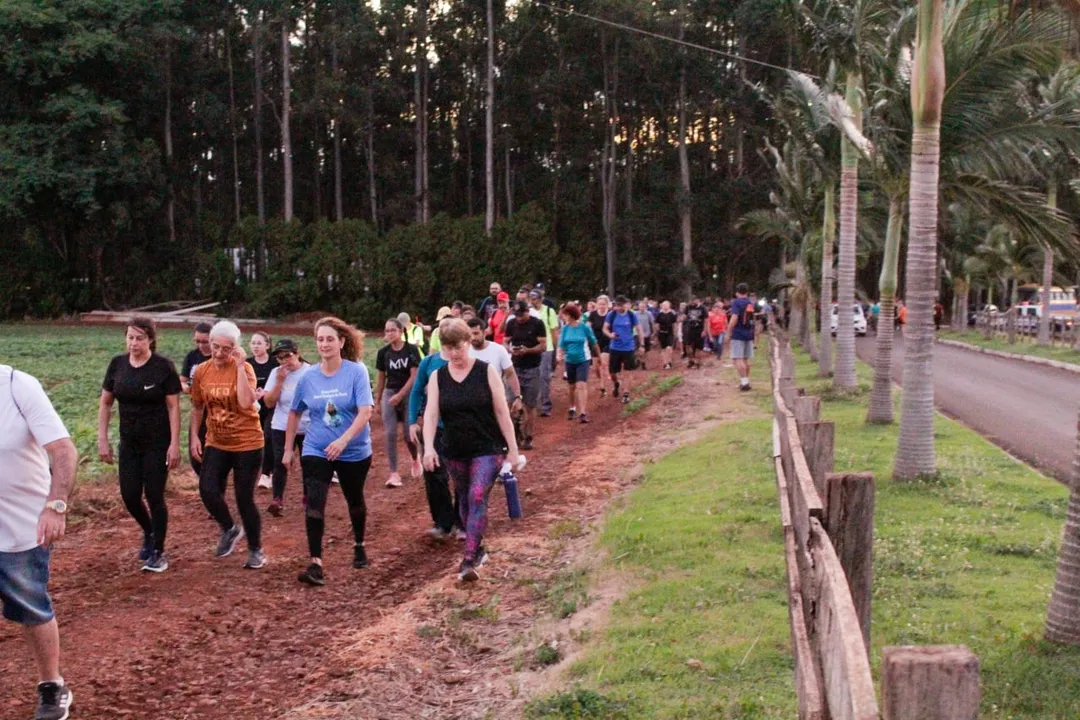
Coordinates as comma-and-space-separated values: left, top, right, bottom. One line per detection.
499, 455, 527, 520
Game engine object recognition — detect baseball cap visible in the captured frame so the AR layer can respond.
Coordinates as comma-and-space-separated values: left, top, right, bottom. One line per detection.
528, 290, 541, 299
496, 291, 510, 302
272, 338, 299, 356
436, 306, 454, 321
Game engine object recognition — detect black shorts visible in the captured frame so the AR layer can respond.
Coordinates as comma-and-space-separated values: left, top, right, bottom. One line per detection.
597, 335, 611, 354
609, 350, 636, 374
685, 326, 705, 351
658, 332, 674, 349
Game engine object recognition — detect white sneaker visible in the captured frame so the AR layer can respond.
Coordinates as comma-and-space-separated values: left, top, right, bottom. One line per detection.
257, 474, 273, 490
385, 473, 403, 488
331, 472, 340, 485
425, 526, 449, 540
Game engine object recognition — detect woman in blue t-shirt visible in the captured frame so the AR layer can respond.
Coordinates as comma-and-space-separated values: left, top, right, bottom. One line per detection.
557, 303, 601, 424
284, 317, 375, 586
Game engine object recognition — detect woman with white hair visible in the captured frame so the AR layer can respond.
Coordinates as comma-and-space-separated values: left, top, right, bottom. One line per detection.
189, 320, 266, 569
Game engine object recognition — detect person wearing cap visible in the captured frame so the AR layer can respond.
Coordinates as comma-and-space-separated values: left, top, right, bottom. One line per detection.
502, 300, 547, 450
529, 289, 560, 417
399, 312, 426, 358
427, 306, 455, 354
375, 317, 423, 488
478, 282, 502, 322
261, 339, 312, 516
603, 295, 642, 404
487, 291, 511, 344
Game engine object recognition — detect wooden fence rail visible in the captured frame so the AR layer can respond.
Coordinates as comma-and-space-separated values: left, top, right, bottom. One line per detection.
768, 329, 980, 719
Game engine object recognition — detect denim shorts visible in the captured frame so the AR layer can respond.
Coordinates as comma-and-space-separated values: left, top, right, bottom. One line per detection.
0, 546, 55, 626
565, 360, 591, 384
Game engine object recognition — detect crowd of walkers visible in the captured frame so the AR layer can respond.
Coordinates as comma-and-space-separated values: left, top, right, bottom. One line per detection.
1, 280, 761, 720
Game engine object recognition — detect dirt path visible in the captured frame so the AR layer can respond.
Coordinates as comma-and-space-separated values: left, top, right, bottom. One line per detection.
0, 355, 746, 720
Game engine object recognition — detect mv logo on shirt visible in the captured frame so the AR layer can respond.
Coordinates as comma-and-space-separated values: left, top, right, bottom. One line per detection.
388, 357, 411, 371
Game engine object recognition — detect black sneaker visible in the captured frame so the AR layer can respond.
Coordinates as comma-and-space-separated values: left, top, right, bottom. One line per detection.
457, 560, 479, 582
599, 388, 607, 398
622, 392, 631, 405
521, 436, 534, 451
567, 408, 577, 420
244, 549, 267, 569
214, 525, 244, 558
353, 544, 369, 569
740, 384, 753, 392
35, 681, 72, 720
138, 534, 154, 562
298, 563, 325, 586
475, 546, 489, 568
141, 551, 168, 573
579, 413, 589, 424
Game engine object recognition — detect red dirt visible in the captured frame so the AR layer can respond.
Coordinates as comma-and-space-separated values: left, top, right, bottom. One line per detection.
0, 356, 726, 720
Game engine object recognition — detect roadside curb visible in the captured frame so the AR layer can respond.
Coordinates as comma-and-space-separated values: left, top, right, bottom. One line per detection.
936, 337, 1080, 376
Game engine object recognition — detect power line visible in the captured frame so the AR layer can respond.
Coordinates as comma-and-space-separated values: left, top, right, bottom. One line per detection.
527, 1, 813, 77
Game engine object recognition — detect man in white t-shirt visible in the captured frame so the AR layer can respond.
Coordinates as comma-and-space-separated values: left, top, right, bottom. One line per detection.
0, 366, 78, 720
467, 317, 522, 412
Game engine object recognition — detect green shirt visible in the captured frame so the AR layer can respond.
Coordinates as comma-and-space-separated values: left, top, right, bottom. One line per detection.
532, 305, 559, 349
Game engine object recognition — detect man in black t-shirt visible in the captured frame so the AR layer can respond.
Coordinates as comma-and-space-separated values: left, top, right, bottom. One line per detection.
655, 300, 679, 370
682, 298, 707, 368
503, 301, 546, 450
180, 322, 213, 474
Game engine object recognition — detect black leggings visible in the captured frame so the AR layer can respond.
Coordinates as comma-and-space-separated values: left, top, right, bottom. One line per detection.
422, 430, 456, 533
199, 446, 263, 550
270, 429, 305, 501
259, 408, 274, 475
189, 417, 208, 476
301, 455, 372, 558
118, 438, 170, 553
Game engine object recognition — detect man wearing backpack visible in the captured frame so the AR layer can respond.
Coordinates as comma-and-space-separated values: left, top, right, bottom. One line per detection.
1, 366, 78, 720
729, 283, 756, 391
529, 289, 561, 416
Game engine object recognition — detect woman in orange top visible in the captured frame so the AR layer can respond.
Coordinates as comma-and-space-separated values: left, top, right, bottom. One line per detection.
190, 320, 267, 570
707, 302, 728, 360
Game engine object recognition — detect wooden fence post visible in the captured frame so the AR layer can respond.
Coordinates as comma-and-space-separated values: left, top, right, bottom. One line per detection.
882, 646, 980, 720
794, 396, 821, 425
800, 422, 835, 502
825, 472, 875, 654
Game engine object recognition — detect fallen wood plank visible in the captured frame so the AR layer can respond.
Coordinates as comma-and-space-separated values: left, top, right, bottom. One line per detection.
784, 525, 825, 720
156, 301, 222, 317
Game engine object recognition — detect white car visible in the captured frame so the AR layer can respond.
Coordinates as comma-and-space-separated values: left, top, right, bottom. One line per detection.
830, 303, 868, 336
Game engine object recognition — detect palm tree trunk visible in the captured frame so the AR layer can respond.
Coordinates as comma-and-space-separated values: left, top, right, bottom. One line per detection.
819, 181, 835, 377
1046, 407, 1080, 645
894, 0, 945, 480
485, 0, 495, 236
868, 197, 903, 424
1039, 185, 1058, 346
281, 21, 293, 223
835, 71, 862, 389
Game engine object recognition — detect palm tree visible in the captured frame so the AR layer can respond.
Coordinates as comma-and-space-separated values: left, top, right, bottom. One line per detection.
1046, 406, 1080, 645
894, 1, 1078, 477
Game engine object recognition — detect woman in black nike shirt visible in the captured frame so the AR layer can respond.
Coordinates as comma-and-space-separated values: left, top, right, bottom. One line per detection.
97, 317, 182, 573
248, 331, 278, 489
588, 295, 612, 397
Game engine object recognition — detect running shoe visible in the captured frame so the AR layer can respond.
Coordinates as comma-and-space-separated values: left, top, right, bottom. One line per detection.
353, 544, 369, 569
521, 436, 534, 451
214, 525, 244, 558
244, 549, 267, 569
138, 534, 154, 562
475, 546, 489, 568
740, 384, 753, 392
425, 526, 450, 540
298, 563, 325, 586
664, 363, 672, 370
411, 459, 423, 479
257, 474, 272, 490
599, 388, 607, 398
268, 498, 284, 517
457, 560, 479, 582
567, 407, 577, 421
579, 413, 589, 424
385, 473, 403, 488
331, 472, 340, 484
622, 392, 631, 405
34, 681, 72, 720
142, 551, 169, 573
454, 527, 467, 541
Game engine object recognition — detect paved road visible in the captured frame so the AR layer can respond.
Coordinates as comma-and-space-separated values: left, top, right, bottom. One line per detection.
855, 335, 1080, 482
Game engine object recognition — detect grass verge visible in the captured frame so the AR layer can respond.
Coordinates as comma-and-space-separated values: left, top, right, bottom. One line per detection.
939, 329, 1080, 366
533, 344, 1080, 718
787, 347, 1080, 718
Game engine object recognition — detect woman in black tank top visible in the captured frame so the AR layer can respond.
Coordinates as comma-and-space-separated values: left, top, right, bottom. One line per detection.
589, 295, 612, 397
422, 319, 520, 582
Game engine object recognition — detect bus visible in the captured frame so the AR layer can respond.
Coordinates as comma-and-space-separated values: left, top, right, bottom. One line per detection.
1015, 284, 1077, 327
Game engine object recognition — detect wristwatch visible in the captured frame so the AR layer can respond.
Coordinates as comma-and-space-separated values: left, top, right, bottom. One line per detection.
44, 499, 69, 514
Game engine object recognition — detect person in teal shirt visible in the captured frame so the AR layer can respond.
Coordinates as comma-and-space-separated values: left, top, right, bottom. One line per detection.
557, 303, 601, 424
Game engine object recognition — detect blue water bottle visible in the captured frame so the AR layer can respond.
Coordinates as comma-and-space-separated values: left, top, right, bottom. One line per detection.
500, 456, 526, 520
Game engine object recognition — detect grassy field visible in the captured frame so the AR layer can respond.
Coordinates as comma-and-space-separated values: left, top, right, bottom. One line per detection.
939, 329, 1080, 366
531, 348, 1080, 718
0, 324, 379, 482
